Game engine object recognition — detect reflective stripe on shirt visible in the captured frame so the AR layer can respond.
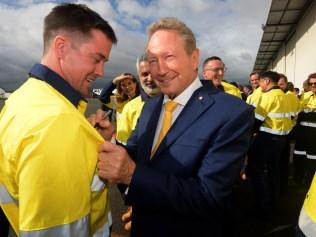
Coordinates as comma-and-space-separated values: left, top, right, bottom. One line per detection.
91, 175, 106, 192
255, 113, 265, 121
294, 150, 316, 159
304, 109, 315, 113
300, 122, 316, 128
249, 102, 257, 108
93, 212, 112, 237
20, 215, 89, 237
267, 112, 292, 118
299, 207, 316, 237
259, 126, 290, 135
0, 185, 17, 205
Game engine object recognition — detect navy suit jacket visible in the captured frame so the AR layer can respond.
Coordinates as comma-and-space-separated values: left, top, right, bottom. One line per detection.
125, 80, 254, 237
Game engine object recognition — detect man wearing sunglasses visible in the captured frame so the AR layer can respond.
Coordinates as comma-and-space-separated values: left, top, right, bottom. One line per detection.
296, 73, 316, 237
293, 73, 316, 185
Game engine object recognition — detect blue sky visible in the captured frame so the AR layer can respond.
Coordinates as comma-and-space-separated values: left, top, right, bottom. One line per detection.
0, 0, 271, 91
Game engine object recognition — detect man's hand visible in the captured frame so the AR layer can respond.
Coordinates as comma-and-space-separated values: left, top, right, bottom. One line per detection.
97, 141, 135, 185
88, 109, 115, 141
122, 206, 132, 231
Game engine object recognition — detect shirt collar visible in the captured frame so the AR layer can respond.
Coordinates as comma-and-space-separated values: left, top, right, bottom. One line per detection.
267, 85, 281, 92
163, 76, 202, 106
140, 88, 151, 102
29, 63, 83, 107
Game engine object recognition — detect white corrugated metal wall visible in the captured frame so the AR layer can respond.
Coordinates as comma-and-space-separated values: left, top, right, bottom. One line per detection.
268, 2, 316, 90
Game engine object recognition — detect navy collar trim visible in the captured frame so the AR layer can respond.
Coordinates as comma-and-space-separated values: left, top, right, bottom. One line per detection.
140, 88, 151, 102
29, 64, 83, 107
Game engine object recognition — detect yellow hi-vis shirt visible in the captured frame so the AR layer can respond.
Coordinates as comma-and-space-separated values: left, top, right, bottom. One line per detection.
246, 87, 263, 108
255, 88, 293, 135
0, 78, 110, 236
105, 96, 129, 127
299, 174, 316, 237
300, 91, 314, 110
285, 90, 301, 128
221, 81, 242, 99
116, 95, 144, 144
304, 94, 316, 112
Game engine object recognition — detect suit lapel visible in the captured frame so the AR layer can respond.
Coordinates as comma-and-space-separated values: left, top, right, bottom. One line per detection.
138, 95, 163, 162
151, 82, 216, 160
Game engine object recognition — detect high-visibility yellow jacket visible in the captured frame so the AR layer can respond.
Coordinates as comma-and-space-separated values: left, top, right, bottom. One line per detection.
246, 87, 263, 108
285, 90, 301, 128
255, 88, 293, 135
300, 91, 313, 110
0, 76, 110, 236
294, 94, 316, 160
303, 94, 316, 112
105, 96, 129, 127
221, 81, 242, 99
299, 174, 316, 237
116, 95, 145, 144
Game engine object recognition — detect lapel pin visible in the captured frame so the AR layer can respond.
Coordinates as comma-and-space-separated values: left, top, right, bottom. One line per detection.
198, 96, 203, 100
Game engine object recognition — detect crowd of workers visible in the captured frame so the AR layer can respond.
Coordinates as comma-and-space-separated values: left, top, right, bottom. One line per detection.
0, 3, 316, 237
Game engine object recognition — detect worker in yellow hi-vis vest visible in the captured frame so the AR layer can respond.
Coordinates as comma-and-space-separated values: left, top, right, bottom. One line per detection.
0, 3, 117, 236
247, 71, 292, 220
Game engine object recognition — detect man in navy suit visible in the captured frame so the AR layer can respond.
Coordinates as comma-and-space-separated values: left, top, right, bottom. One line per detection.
96, 17, 254, 237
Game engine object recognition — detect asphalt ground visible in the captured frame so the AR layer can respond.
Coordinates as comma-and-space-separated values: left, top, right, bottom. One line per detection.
1, 98, 310, 237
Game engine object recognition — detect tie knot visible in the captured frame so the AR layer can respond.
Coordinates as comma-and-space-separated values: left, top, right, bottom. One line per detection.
164, 101, 178, 112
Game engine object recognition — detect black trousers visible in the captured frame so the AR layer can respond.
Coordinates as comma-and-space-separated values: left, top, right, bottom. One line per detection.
0, 207, 9, 237
248, 132, 287, 214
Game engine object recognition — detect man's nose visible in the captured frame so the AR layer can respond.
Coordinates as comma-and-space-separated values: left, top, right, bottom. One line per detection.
157, 60, 168, 76
95, 63, 104, 77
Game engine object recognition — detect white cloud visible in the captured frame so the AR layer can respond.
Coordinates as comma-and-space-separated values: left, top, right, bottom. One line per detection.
0, 0, 271, 91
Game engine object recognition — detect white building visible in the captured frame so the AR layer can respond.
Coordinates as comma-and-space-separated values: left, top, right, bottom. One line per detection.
253, 0, 316, 90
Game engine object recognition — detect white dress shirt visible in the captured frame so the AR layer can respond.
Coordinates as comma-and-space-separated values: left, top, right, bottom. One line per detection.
151, 77, 202, 151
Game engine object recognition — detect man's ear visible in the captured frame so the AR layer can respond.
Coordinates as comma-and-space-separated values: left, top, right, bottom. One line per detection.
191, 48, 200, 71
202, 70, 207, 79
54, 35, 67, 59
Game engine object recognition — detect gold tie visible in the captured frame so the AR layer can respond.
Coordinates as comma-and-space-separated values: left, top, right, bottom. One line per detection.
151, 101, 178, 158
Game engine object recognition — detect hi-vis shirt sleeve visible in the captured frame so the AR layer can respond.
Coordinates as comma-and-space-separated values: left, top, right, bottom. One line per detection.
116, 97, 144, 144
221, 81, 242, 99
17, 114, 102, 235
254, 96, 267, 121
116, 102, 134, 144
246, 88, 262, 108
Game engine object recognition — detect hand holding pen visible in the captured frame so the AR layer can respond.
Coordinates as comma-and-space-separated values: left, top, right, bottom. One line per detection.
89, 109, 115, 141
94, 110, 111, 129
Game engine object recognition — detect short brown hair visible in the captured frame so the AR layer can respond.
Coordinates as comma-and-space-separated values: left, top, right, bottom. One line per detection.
147, 17, 196, 55
307, 73, 316, 83
279, 73, 288, 83
43, 3, 117, 54
202, 56, 223, 69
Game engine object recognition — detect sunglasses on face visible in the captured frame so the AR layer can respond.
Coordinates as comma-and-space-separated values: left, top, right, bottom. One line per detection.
309, 82, 316, 86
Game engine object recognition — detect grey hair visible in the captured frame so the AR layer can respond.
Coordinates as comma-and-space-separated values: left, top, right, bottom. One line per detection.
147, 17, 196, 55
136, 53, 148, 75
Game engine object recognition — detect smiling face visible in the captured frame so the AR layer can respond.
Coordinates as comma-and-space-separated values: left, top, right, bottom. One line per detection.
249, 73, 260, 89
202, 59, 225, 88
147, 30, 199, 99
309, 77, 316, 95
278, 77, 287, 91
138, 61, 160, 96
58, 29, 113, 97
119, 78, 137, 99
